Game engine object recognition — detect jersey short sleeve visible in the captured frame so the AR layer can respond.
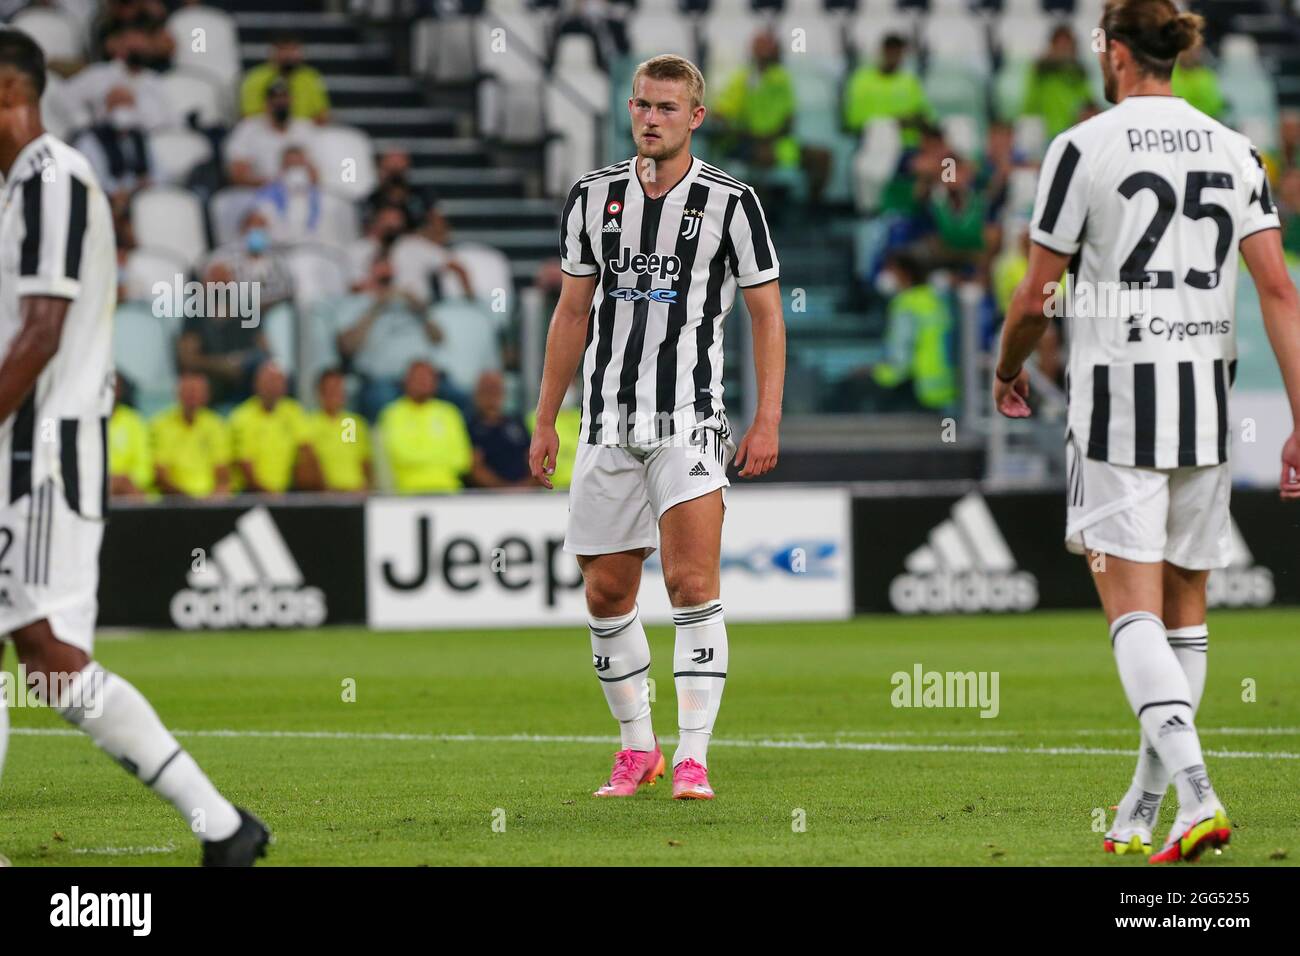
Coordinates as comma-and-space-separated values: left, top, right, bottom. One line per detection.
558, 180, 598, 277
1240, 144, 1281, 240
728, 188, 780, 287
1030, 133, 1090, 255
14, 165, 90, 300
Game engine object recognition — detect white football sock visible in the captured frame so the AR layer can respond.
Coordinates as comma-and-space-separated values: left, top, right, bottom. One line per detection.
1115, 624, 1209, 831
671, 600, 728, 768
53, 662, 241, 842
0, 682, 8, 787
589, 606, 655, 752
1110, 612, 1216, 812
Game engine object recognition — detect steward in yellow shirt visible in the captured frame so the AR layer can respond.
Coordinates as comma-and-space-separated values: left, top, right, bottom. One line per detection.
306, 368, 373, 492
378, 361, 472, 493
151, 373, 233, 498
229, 361, 317, 493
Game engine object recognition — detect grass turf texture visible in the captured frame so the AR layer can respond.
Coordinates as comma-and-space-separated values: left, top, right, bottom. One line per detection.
1, 609, 1297, 866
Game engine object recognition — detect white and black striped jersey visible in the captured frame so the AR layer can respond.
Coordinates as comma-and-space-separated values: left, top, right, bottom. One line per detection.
1030, 95, 1280, 469
560, 155, 780, 445
0, 133, 115, 518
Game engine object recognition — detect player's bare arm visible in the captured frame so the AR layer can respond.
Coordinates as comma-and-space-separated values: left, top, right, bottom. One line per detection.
0, 295, 70, 422
529, 270, 597, 489
993, 242, 1072, 418
734, 278, 784, 478
1240, 228, 1300, 499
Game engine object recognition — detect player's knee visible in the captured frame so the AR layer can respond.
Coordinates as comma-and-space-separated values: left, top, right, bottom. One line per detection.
585, 576, 635, 619
11, 625, 91, 679
664, 569, 715, 608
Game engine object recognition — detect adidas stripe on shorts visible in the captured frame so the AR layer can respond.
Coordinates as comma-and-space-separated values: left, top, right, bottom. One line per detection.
563, 419, 736, 556
1064, 435, 1232, 569
0, 479, 104, 653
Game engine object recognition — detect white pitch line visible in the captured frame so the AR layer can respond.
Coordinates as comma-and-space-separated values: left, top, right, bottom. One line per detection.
10, 727, 1300, 759
72, 844, 177, 856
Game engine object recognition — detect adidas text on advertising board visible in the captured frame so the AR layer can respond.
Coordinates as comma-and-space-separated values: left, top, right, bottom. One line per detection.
169, 507, 326, 629
50, 886, 151, 936
889, 493, 1038, 614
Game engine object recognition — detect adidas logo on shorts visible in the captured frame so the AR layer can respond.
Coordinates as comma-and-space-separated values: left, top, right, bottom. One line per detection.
688, 461, 709, 477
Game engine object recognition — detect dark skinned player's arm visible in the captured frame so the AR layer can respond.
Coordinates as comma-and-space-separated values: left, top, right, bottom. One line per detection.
0, 295, 71, 423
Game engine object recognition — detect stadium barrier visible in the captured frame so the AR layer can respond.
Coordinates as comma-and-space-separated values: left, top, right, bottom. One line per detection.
98, 486, 1297, 630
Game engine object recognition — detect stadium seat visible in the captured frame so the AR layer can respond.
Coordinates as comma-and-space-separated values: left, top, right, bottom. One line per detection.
307, 125, 378, 203
1012, 113, 1046, 161
475, 13, 548, 142
626, 10, 696, 58
149, 128, 214, 186
849, 11, 916, 66
41, 71, 84, 141
431, 300, 504, 395
411, 16, 479, 84
261, 301, 299, 376
926, 61, 990, 133
282, 242, 351, 314
994, 12, 1052, 64
166, 5, 242, 93
941, 113, 980, 159
450, 242, 515, 332
160, 68, 230, 128
1004, 165, 1039, 220
124, 247, 191, 333
776, 9, 846, 67
12, 7, 84, 65
208, 186, 259, 248
545, 80, 604, 197
702, 14, 761, 79
132, 187, 208, 268
113, 303, 178, 418
923, 16, 991, 76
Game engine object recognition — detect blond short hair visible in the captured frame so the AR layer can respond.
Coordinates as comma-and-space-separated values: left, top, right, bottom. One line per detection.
631, 54, 706, 110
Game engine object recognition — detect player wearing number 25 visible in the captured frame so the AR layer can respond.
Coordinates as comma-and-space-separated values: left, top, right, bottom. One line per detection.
995, 0, 1300, 864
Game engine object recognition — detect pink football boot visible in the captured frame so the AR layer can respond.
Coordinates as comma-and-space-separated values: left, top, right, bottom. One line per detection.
672, 758, 715, 800
593, 742, 665, 797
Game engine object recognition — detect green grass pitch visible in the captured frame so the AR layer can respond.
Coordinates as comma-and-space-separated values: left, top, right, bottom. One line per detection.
1, 610, 1297, 866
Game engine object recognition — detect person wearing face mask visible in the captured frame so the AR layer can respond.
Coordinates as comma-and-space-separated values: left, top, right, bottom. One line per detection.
240, 34, 331, 124
67, 22, 174, 131
204, 210, 297, 330
74, 86, 155, 202
225, 79, 316, 188
364, 149, 432, 231
251, 146, 327, 244
863, 249, 958, 412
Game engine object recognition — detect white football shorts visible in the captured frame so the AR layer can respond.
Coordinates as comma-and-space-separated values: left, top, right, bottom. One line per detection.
563, 420, 736, 556
0, 480, 103, 654
1064, 439, 1232, 569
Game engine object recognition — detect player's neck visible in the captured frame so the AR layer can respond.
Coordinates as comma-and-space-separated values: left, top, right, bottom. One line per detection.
0, 112, 45, 177
636, 150, 692, 199
1117, 77, 1174, 102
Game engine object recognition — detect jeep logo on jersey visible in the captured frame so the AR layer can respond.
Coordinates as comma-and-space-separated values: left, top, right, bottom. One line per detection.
169, 507, 327, 629
608, 287, 677, 302
889, 492, 1038, 614
609, 247, 681, 280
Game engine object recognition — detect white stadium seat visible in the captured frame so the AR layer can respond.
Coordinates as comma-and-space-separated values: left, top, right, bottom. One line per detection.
13, 7, 84, 63
777, 10, 846, 66
412, 15, 478, 84
149, 128, 214, 186
124, 248, 190, 335
627, 12, 695, 58
924, 16, 991, 76
853, 118, 902, 212
995, 13, 1052, 63
132, 187, 208, 268
167, 6, 242, 92
161, 68, 229, 128
113, 303, 178, 417
307, 124, 378, 203
850, 11, 916, 66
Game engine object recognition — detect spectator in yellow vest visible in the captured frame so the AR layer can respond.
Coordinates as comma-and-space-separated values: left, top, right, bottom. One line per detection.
229, 360, 318, 494
305, 367, 373, 493
108, 372, 152, 498
152, 372, 233, 498
378, 360, 473, 494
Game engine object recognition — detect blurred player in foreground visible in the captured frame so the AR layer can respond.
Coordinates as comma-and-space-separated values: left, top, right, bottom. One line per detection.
0, 30, 269, 866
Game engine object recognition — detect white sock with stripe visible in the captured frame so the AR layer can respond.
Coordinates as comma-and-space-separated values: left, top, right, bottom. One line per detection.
672, 600, 728, 768
53, 662, 242, 842
589, 606, 655, 752
1110, 612, 1217, 814
1114, 624, 1209, 833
